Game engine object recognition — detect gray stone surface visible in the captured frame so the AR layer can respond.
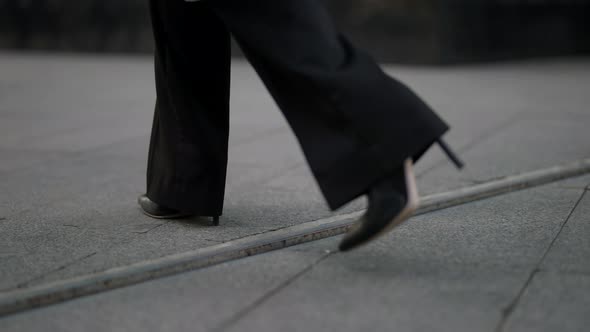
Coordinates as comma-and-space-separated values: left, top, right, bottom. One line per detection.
499, 178, 590, 332
0, 179, 585, 332
418, 114, 590, 195
0, 241, 330, 332
551, 174, 590, 190
541, 185, 590, 273
399, 60, 590, 186
1, 52, 590, 298
504, 272, 590, 332
224, 185, 584, 332
228, 261, 521, 332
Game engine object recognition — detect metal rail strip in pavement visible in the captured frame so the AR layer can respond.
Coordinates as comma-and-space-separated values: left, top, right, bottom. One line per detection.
1, 158, 589, 317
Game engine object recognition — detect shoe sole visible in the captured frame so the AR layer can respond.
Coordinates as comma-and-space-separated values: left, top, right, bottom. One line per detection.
139, 208, 193, 220
343, 159, 420, 250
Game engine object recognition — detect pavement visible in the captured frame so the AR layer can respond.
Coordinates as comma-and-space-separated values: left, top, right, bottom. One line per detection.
0, 52, 589, 331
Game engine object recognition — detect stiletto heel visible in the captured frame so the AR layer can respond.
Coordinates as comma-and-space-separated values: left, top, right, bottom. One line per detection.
212, 216, 220, 226
437, 138, 464, 169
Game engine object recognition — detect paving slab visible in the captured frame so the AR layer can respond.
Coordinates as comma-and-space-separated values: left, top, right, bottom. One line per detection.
0, 241, 330, 332
541, 184, 590, 273
223, 182, 587, 332
0, 135, 322, 290
504, 272, 590, 332
0, 125, 360, 290
0, 53, 284, 153
0, 54, 154, 151
500, 177, 590, 332
0, 148, 75, 174
228, 255, 522, 332
399, 60, 590, 178
0, 178, 585, 331
1, 53, 590, 297
418, 114, 590, 196
551, 174, 590, 190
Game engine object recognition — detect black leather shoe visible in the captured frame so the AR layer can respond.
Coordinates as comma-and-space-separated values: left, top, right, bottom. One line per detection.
137, 195, 195, 219
339, 159, 419, 251
137, 195, 221, 225
338, 138, 464, 252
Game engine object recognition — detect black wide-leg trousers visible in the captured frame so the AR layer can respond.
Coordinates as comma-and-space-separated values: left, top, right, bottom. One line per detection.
146, 0, 449, 217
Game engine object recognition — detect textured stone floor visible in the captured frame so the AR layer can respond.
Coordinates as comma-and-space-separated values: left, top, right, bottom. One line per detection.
0, 53, 589, 331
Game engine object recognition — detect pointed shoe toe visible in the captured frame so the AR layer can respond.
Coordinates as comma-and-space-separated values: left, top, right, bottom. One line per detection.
339, 159, 419, 252
137, 195, 193, 219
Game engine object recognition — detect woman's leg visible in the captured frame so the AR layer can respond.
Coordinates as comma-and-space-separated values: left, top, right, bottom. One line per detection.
207, 0, 449, 210
146, 0, 231, 216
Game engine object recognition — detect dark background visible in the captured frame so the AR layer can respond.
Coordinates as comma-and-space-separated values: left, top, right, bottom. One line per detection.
0, 0, 589, 64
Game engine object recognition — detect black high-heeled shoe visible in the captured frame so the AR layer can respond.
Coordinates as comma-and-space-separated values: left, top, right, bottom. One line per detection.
339, 138, 463, 252
137, 195, 221, 226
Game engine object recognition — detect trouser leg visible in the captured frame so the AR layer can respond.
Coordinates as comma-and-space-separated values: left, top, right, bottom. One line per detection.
146, 0, 231, 215
207, 0, 449, 210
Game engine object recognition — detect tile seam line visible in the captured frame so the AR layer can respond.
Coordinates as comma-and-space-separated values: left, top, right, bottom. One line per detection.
494, 188, 587, 332
210, 251, 334, 332
0, 158, 589, 317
